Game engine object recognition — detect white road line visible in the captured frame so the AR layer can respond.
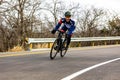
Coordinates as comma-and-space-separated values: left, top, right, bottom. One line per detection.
61, 58, 120, 80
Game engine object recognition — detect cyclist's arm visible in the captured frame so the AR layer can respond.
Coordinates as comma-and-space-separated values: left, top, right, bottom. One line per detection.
68, 21, 76, 36
54, 19, 63, 31
68, 26, 76, 35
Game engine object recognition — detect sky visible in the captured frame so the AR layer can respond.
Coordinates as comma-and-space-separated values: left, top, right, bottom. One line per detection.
69, 0, 120, 13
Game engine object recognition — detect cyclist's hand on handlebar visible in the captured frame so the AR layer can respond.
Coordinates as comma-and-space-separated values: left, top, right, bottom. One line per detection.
59, 29, 65, 33
51, 29, 56, 34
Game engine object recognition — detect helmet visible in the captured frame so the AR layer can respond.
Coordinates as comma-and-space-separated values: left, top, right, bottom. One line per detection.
65, 11, 71, 17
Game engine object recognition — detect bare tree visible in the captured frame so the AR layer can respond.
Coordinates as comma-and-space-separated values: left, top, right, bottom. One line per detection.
0, 0, 43, 51
76, 7, 106, 37
42, 0, 80, 25
108, 16, 120, 36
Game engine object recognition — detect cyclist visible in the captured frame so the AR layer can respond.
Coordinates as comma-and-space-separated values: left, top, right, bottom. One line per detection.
51, 11, 76, 50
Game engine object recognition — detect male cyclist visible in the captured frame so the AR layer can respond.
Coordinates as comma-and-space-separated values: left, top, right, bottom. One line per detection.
51, 11, 76, 50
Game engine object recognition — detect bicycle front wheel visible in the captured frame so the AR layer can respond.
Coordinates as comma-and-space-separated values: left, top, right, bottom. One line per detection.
50, 40, 58, 60
60, 39, 68, 57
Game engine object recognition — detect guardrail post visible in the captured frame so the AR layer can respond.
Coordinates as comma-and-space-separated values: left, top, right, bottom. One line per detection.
48, 43, 53, 48
92, 42, 95, 46
29, 43, 32, 50
104, 41, 107, 45
79, 42, 81, 47
116, 41, 119, 45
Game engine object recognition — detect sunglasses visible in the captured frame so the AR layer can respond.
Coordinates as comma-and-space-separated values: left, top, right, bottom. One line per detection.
65, 16, 71, 18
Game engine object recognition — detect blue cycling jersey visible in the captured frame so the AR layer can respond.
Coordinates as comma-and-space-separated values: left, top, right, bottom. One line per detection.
54, 18, 76, 35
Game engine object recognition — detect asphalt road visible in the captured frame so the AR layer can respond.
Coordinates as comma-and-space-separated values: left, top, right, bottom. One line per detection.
0, 45, 120, 80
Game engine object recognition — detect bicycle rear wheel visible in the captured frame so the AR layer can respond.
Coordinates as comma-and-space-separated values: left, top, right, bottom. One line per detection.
50, 40, 58, 60
60, 39, 68, 57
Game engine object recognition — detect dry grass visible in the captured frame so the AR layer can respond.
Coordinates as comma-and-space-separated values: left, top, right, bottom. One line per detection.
8, 46, 24, 52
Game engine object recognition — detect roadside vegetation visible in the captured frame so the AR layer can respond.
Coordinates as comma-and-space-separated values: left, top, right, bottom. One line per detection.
0, 0, 120, 52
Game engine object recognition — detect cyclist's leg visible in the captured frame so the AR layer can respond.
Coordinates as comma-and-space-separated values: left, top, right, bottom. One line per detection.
66, 34, 71, 48
66, 30, 73, 49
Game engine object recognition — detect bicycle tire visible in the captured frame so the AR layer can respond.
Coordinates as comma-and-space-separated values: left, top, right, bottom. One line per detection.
60, 39, 68, 57
50, 40, 58, 60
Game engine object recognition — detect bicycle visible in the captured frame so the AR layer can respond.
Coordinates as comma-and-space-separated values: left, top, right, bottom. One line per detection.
50, 30, 68, 60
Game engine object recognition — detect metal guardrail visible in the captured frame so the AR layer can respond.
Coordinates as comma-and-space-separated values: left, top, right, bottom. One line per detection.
27, 36, 120, 50
28, 37, 120, 43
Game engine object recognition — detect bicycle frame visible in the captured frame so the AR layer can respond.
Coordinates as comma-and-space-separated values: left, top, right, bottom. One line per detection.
56, 31, 64, 52
50, 30, 68, 60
